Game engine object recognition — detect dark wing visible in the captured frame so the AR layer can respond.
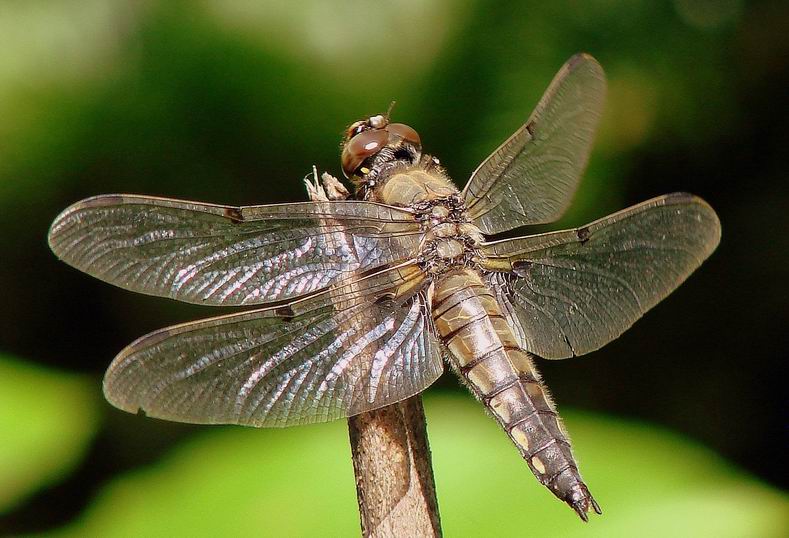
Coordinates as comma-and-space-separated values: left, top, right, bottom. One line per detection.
103, 264, 443, 426
48, 194, 422, 306
480, 193, 721, 359
462, 53, 606, 234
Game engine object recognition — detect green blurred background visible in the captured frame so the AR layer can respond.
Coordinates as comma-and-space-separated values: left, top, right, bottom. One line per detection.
1, 1, 787, 536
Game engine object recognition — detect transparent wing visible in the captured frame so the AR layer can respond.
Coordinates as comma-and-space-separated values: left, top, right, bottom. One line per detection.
480, 193, 721, 358
103, 264, 443, 427
48, 194, 422, 306
463, 53, 607, 234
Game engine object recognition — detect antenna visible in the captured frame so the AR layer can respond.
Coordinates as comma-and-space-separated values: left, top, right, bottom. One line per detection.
385, 100, 397, 121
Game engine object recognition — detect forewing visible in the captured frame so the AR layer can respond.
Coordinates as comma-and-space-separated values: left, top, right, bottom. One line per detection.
48, 194, 422, 306
481, 194, 721, 358
103, 264, 443, 427
463, 53, 606, 234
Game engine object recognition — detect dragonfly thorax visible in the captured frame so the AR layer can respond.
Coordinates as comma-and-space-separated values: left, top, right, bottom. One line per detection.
376, 167, 457, 205
416, 196, 484, 275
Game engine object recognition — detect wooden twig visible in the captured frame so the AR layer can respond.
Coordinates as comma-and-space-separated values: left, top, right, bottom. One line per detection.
348, 396, 442, 537
305, 169, 442, 537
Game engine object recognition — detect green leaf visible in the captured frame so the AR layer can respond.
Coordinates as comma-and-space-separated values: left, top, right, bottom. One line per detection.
0, 356, 100, 512
64, 419, 359, 537
428, 395, 789, 537
58, 393, 786, 537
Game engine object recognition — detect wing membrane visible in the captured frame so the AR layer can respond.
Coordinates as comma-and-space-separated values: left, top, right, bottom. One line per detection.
463, 53, 606, 234
48, 194, 422, 306
481, 194, 721, 358
103, 264, 443, 427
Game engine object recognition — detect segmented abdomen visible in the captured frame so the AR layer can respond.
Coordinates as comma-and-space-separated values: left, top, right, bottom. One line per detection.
431, 268, 599, 518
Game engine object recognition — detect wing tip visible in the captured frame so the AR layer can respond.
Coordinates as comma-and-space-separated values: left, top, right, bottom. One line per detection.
46, 215, 64, 256
48, 194, 127, 255
101, 374, 138, 416
566, 52, 606, 83
568, 52, 597, 68
664, 192, 722, 253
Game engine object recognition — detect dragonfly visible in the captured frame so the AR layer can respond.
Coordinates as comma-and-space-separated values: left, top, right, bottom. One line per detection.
48, 53, 720, 521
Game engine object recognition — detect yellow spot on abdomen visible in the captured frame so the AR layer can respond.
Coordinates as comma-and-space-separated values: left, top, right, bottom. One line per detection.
532, 456, 546, 474
511, 428, 530, 451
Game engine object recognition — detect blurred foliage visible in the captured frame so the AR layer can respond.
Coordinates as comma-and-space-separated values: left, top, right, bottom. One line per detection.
0, 355, 99, 513
44, 394, 788, 537
1, 0, 787, 535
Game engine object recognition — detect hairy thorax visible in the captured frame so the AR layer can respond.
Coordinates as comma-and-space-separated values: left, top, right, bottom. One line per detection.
373, 165, 484, 275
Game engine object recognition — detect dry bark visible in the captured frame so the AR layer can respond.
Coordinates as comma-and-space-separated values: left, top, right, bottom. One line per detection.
348, 396, 442, 537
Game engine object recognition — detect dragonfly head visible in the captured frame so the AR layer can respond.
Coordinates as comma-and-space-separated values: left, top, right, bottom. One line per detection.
341, 113, 422, 182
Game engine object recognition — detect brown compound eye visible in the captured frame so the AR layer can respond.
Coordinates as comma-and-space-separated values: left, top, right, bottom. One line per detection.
345, 120, 367, 140
386, 123, 421, 148
341, 129, 388, 178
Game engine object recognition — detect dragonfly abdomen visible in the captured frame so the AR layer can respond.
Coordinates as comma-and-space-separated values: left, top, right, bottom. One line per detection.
431, 268, 601, 520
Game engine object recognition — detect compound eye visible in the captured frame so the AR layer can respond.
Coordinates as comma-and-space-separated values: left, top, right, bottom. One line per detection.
341, 129, 388, 177
386, 123, 421, 147
345, 120, 367, 139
